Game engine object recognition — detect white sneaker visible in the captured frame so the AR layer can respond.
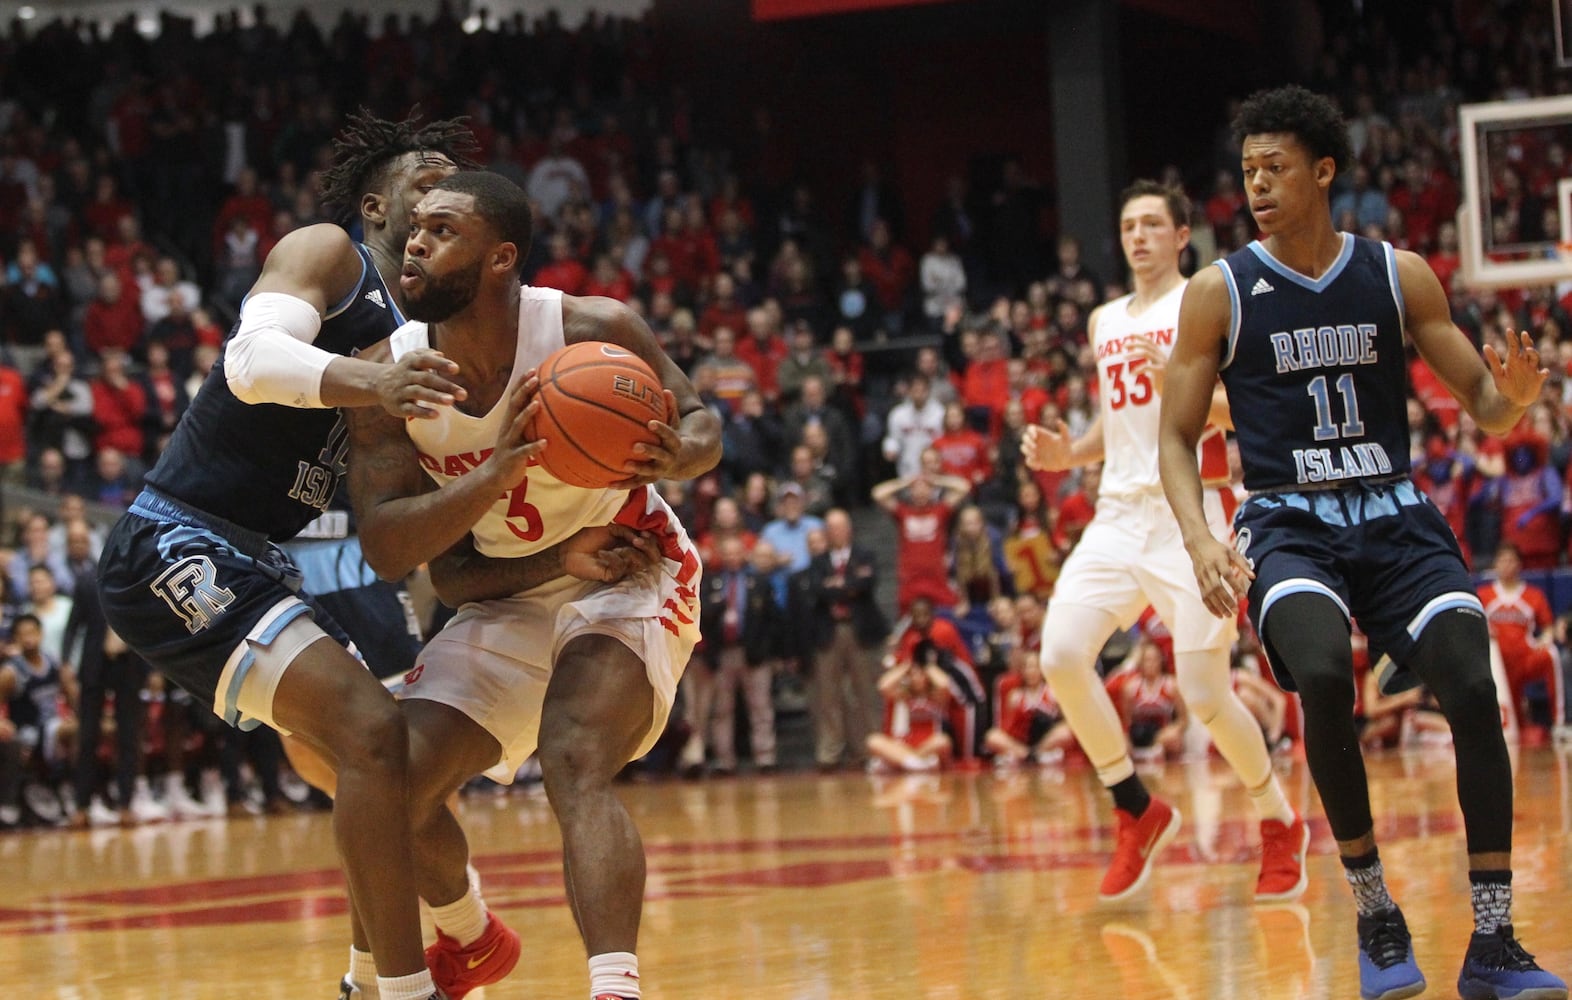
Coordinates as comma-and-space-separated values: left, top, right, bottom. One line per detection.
199, 770, 227, 816
1034, 747, 1065, 766
163, 774, 213, 819
904, 753, 940, 773
130, 777, 170, 823
87, 796, 122, 827
1553, 725, 1572, 747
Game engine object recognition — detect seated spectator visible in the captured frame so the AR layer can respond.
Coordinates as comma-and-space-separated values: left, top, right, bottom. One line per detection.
1477, 429, 1561, 569
720, 388, 787, 490
872, 469, 969, 612
693, 326, 757, 418
882, 373, 946, 480
932, 400, 993, 489
138, 256, 202, 327
776, 324, 833, 406
784, 440, 836, 519
1114, 638, 1185, 761
89, 446, 140, 509
582, 253, 635, 302
1479, 543, 1560, 731
824, 325, 867, 419
866, 644, 955, 773
1, 614, 78, 824
950, 504, 1010, 651
89, 349, 148, 476
8, 512, 70, 598
0, 354, 26, 484
696, 496, 758, 566
759, 482, 824, 574
1002, 477, 1059, 599
985, 652, 1074, 766
139, 340, 191, 457
81, 272, 144, 355
2, 239, 64, 346
1360, 671, 1450, 751
216, 215, 263, 309
889, 596, 985, 758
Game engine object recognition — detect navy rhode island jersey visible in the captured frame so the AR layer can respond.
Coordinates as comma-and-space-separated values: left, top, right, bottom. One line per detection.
144, 244, 404, 541
1216, 234, 1410, 492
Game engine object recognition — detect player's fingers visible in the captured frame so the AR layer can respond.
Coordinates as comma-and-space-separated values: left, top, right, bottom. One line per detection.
1228, 549, 1255, 581
1483, 343, 1505, 376
405, 348, 460, 374
662, 388, 680, 424
645, 418, 683, 447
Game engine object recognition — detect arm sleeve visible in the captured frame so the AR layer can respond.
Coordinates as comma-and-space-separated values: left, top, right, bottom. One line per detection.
224, 291, 335, 408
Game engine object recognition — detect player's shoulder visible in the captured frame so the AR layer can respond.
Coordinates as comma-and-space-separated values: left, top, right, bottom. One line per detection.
267, 223, 360, 267
560, 292, 649, 344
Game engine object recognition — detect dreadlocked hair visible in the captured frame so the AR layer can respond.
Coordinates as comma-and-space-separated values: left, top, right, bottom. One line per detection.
317, 107, 481, 223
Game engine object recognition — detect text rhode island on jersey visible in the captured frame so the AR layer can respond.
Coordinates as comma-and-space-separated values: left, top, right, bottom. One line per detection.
1269, 324, 1378, 373
1292, 442, 1393, 484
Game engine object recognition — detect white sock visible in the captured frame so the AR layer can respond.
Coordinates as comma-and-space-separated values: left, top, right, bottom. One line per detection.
376, 969, 436, 1000
1248, 775, 1295, 825
430, 887, 489, 947
349, 948, 379, 998
588, 951, 640, 999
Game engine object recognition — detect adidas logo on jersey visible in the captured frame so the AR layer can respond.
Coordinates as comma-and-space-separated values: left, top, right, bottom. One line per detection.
365, 288, 386, 308
1250, 277, 1274, 296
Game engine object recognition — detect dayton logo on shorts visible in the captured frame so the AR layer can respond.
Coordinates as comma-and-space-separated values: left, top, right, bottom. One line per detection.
1233, 528, 1256, 572
151, 556, 236, 635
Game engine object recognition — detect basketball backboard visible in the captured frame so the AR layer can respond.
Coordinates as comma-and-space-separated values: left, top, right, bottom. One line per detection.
1457, 95, 1572, 289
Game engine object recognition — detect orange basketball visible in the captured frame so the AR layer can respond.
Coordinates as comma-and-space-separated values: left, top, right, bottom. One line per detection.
529, 340, 669, 489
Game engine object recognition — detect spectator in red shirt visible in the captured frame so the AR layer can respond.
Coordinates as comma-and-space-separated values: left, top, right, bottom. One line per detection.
735, 307, 788, 403
81, 272, 145, 355
873, 470, 970, 612
1478, 543, 1559, 729
824, 325, 866, 419
533, 232, 589, 294
81, 174, 134, 242
857, 218, 915, 329
699, 272, 749, 345
984, 652, 1075, 766
961, 328, 1011, 430
932, 400, 993, 487
212, 167, 273, 256
89, 349, 148, 470
1053, 463, 1100, 557
582, 253, 635, 302
0, 358, 27, 481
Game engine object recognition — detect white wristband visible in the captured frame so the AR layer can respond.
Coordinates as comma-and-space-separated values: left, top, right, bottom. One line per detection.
226, 291, 334, 408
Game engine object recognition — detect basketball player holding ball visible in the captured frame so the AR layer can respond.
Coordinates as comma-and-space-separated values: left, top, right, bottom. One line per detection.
346, 170, 721, 1000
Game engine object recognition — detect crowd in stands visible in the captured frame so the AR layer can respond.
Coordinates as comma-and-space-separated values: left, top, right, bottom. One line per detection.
3, 0, 1572, 829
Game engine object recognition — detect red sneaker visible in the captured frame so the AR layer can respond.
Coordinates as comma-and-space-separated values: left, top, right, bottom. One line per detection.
1255, 814, 1309, 902
427, 914, 521, 1000
1100, 798, 1180, 901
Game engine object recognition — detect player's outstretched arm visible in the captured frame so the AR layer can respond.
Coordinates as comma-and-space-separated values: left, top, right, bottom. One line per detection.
563, 295, 723, 487
226, 224, 466, 417
1159, 267, 1252, 618
1398, 250, 1546, 435
345, 342, 543, 581
427, 524, 661, 607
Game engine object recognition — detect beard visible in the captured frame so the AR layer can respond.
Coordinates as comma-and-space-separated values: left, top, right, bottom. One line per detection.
404, 264, 482, 323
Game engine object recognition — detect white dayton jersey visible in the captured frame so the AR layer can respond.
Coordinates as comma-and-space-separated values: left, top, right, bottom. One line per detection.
1093, 280, 1229, 498
390, 286, 625, 555
388, 286, 701, 781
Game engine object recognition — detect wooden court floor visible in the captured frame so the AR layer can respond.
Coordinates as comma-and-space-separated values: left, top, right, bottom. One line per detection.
4, 746, 1572, 999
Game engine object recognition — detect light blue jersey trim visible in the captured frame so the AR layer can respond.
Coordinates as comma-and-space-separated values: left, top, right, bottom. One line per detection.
1260, 578, 1350, 628
1247, 233, 1354, 292
323, 245, 371, 319
1382, 241, 1406, 336
1243, 480, 1423, 527
290, 538, 379, 595
1216, 259, 1243, 370
1406, 591, 1483, 642
219, 602, 313, 729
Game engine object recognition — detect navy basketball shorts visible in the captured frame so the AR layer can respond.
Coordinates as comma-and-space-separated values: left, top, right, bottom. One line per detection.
285, 535, 423, 681
99, 491, 355, 731
1233, 479, 1481, 694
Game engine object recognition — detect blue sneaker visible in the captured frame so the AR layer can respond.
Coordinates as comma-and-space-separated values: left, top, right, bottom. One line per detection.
1458, 925, 1568, 999
1357, 907, 1426, 1000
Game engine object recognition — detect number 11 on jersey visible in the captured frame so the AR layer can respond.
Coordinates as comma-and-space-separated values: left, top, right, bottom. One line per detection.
1308, 372, 1365, 441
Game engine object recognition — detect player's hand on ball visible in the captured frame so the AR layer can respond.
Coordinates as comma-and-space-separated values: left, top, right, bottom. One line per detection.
561, 523, 661, 582
377, 348, 466, 419
610, 388, 683, 489
1484, 328, 1548, 407
1187, 535, 1254, 618
1021, 420, 1073, 472
489, 376, 546, 482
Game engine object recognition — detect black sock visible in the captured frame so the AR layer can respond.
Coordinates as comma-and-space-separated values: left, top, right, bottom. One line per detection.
1109, 774, 1150, 817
